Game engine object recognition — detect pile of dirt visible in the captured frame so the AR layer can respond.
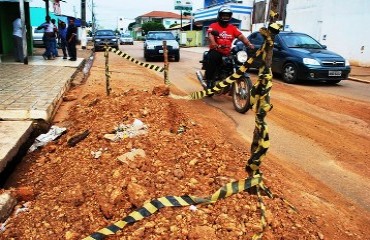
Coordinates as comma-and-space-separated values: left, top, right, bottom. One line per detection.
1, 50, 369, 240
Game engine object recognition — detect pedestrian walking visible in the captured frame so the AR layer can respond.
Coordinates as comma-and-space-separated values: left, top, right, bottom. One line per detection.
51, 19, 59, 57
37, 16, 56, 60
59, 21, 68, 59
66, 18, 77, 61
12, 16, 24, 62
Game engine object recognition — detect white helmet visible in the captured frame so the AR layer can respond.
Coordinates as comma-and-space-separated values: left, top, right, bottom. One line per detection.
217, 6, 233, 25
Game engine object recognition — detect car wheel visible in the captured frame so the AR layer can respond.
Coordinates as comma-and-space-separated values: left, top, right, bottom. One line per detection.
174, 53, 180, 62
282, 63, 298, 83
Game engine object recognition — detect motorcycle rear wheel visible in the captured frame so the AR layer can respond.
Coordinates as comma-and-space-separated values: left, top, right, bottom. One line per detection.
232, 76, 252, 113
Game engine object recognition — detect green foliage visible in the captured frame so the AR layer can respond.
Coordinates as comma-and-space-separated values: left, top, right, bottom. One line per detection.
128, 22, 136, 31
141, 21, 165, 35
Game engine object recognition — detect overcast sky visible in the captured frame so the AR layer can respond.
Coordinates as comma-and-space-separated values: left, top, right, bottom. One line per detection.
31, 0, 204, 28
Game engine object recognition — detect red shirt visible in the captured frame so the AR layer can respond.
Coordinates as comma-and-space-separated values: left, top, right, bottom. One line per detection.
207, 22, 242, 55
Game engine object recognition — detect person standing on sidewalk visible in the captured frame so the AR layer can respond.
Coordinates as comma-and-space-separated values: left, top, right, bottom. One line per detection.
12, 16, 24, 62
66, 18, 77, 61
59, 21, 68, 59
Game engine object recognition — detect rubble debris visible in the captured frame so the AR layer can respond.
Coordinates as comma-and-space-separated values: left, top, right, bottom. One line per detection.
29, 126, 67, 152
67, 130, 90, 147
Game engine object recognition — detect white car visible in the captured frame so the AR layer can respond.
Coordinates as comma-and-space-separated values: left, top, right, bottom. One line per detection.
32, 27, 44, 47
120, 33, 134, 45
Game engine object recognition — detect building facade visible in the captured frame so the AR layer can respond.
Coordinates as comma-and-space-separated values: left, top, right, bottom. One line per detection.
193, 0, 254, 45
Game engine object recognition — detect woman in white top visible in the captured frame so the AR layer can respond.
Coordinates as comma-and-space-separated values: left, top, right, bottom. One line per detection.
12, 17, 23, 62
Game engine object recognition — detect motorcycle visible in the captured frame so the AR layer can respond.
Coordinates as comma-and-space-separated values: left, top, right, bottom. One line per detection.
195, 32, 253, 113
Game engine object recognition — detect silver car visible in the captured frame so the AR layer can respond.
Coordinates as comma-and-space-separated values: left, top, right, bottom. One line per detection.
120, 33, 134, 45
32, 27, 44, 47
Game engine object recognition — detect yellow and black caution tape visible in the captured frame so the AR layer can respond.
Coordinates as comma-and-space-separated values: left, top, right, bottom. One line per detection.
188, 46, 266, 100
105, 47, 164, 73
83, 175, 274, 240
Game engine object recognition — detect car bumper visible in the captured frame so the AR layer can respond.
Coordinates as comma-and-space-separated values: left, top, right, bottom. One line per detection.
94, 42, 118, 50
298, 65, 351, 81
145, 48, 179, 58
120, 40, 134, 45
33, 40, 44, 47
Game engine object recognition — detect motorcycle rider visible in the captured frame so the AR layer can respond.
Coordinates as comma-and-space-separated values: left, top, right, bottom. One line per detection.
205, 6, 255, 90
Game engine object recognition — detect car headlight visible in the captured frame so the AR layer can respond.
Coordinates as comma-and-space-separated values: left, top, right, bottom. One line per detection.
146, 45, 155, 50
172, 45, 179, 49
345, 59, 350, 66
112, 39, 117, 42
303, 58, 320, 65
236, 51, 248, 63
95, 39, 101, 42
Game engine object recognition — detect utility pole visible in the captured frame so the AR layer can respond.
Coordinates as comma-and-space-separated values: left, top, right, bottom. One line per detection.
180, 10, 183, 30
44, 0, 49, 17
81, 0, 87, 49
91, 0, 95, 34
19, 0, 28, 64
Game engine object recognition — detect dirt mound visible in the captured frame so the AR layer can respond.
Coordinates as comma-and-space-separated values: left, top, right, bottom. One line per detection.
1, 50, 369, 240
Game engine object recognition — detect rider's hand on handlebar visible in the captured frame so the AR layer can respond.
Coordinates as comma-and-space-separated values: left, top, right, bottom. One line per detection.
248, 43, 255, 49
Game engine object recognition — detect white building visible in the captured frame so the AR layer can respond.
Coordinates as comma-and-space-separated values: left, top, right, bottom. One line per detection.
285, 0, 370, 66
117, 17, 135, 33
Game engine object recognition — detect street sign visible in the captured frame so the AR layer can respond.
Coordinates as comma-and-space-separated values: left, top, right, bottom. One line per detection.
174, 0, 193, 11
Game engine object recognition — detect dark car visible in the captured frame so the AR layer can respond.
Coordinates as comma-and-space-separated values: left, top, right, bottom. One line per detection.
144, 31, 180, 61
247, 31, 351, 84
93, 29, 119, 51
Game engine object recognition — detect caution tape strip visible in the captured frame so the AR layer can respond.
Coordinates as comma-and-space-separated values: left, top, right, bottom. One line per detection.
246, 25, 280, 176
83, 175, 274, 240
106, 47, 165, 73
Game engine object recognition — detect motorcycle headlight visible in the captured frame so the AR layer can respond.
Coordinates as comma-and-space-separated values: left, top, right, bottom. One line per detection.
236, 51, 248, 63
303, 58, 320, 66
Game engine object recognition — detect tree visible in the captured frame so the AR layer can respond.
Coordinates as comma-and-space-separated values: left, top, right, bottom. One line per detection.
128, 22, 136, 31
141, 21, 165, 35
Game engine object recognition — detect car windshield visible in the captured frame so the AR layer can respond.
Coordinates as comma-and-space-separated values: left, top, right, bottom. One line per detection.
281, 34, 323, 49
121, 34, 131, 38
146, 32, 175, 40
96, 30, 115, 36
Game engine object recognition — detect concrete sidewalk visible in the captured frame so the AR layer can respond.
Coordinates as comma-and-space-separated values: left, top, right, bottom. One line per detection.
0, 55, 84, 174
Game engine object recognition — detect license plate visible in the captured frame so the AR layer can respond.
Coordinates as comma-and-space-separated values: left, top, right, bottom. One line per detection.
159, 50, 164, 53
328, 71, 341, 76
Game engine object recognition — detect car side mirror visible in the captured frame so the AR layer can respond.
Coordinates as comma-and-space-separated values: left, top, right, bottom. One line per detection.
273, 42, 281, 49
321, 44, 327, 49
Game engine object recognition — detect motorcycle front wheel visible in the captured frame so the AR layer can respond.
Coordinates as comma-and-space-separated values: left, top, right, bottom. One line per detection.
232, 76, 252, 113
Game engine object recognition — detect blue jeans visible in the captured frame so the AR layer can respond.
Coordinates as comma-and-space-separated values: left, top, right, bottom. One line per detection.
50, 37, 58, 57
43, 36, 53, 58
60, 38, 67, 57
